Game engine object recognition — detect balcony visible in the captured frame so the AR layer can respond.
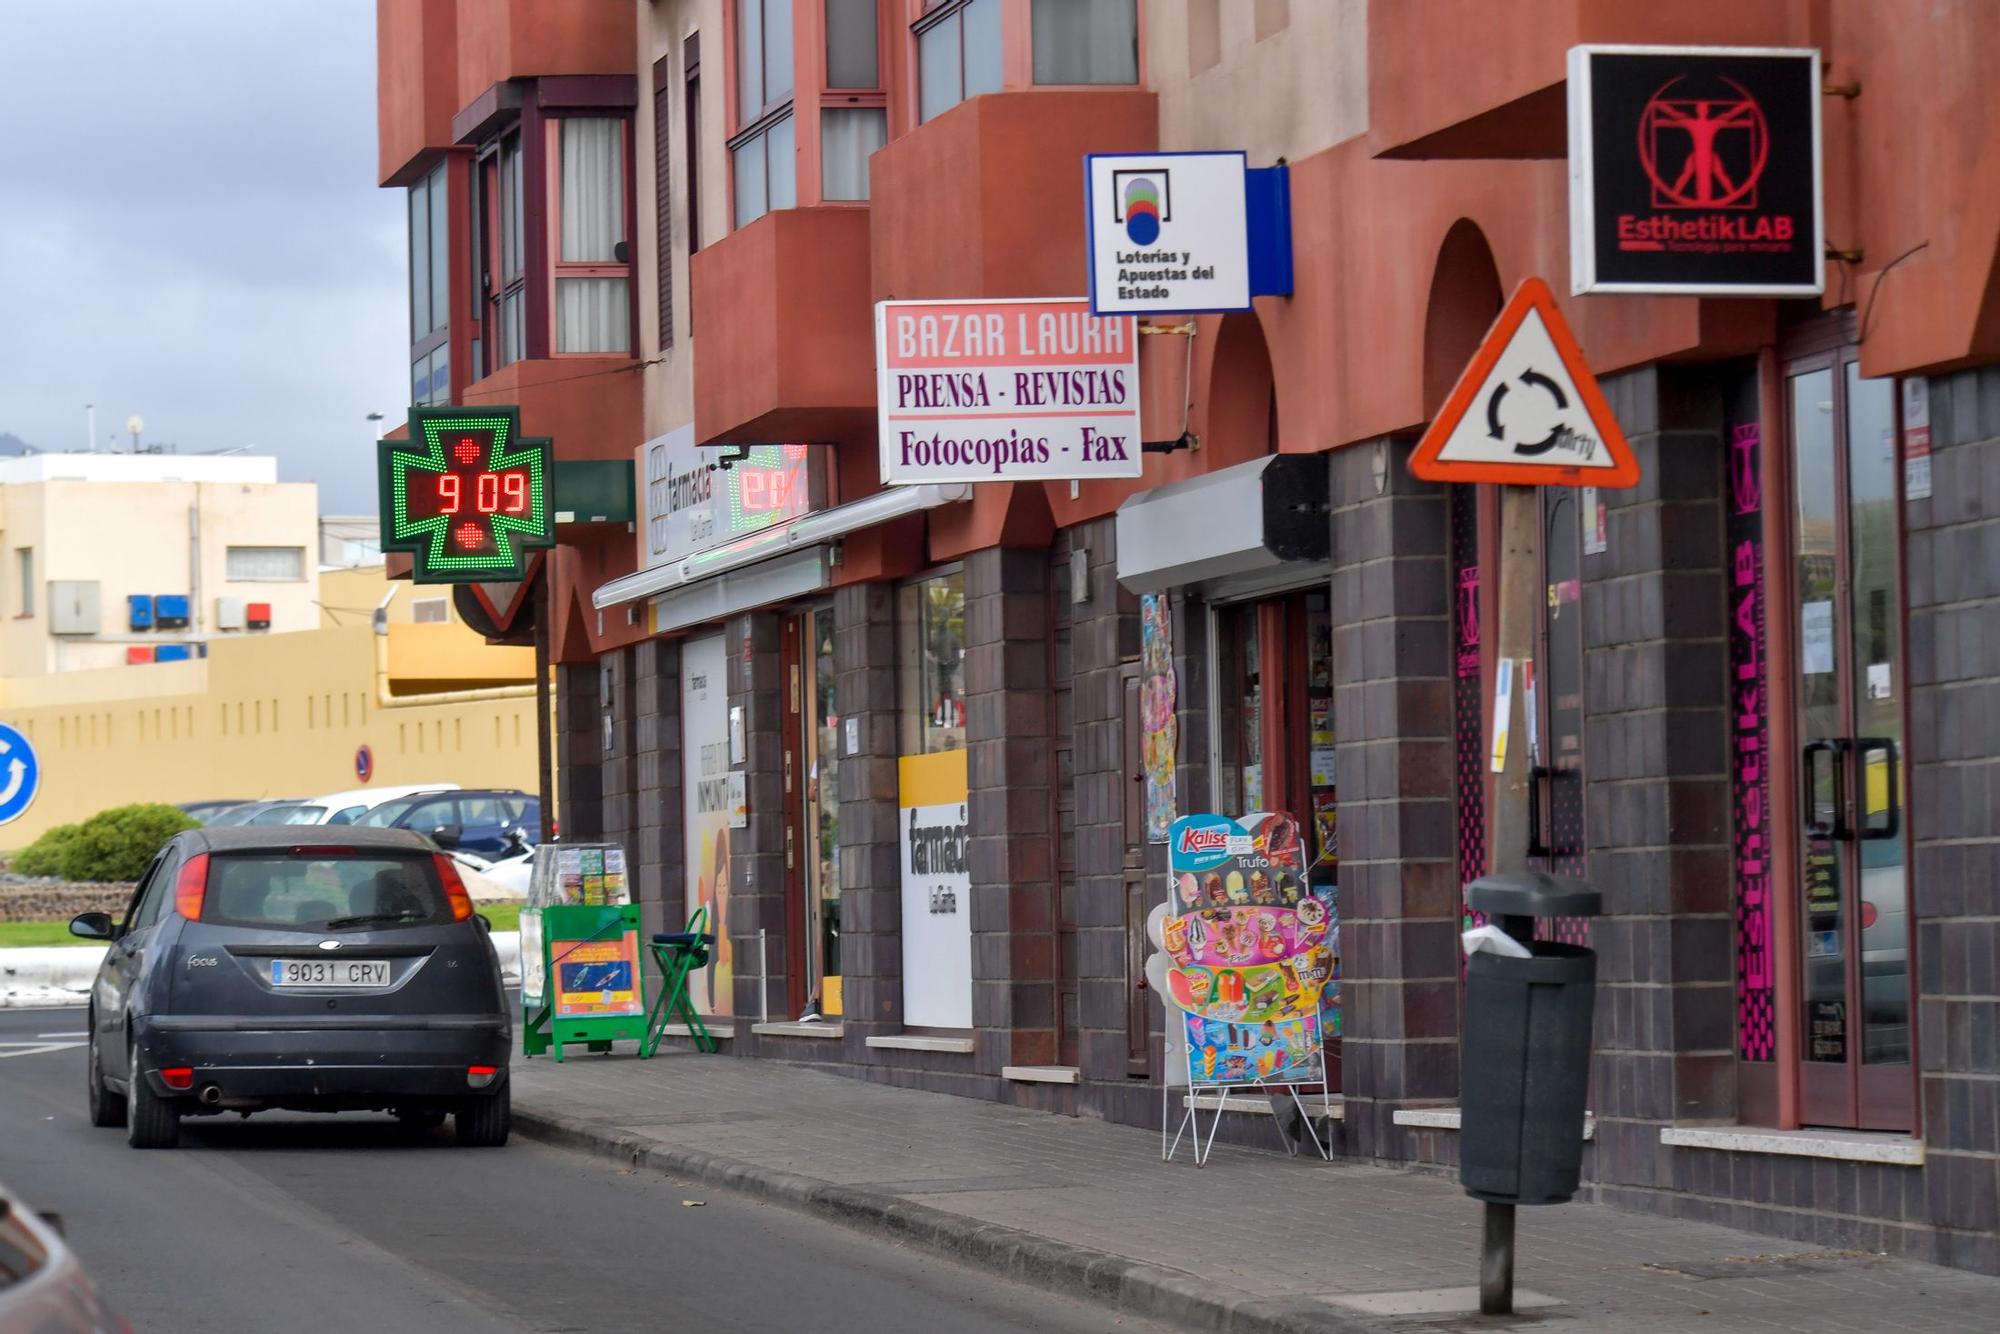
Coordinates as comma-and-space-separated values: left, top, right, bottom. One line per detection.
870, 90, 1157, 301
385, 622, 534, 694
690, 207, 877, 445
462, 359, 642, 464
1367, 0, 1797, 160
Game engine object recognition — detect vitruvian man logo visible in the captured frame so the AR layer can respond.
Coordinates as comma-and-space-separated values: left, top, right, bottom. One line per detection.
1637, 76, 1769, 210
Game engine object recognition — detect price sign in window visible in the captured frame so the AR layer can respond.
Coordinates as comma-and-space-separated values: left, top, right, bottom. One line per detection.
378, 406, 556, 582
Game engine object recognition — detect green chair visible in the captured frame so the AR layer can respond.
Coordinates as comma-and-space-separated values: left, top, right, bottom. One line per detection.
643, 906, 719, 1055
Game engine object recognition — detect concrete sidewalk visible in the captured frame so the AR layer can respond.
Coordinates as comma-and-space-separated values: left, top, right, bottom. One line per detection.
509, 1052, 2000, 1333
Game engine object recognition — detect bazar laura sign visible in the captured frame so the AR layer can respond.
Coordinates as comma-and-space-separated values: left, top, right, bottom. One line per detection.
1569, 45, 1823, 296
875, 298, 1141, 485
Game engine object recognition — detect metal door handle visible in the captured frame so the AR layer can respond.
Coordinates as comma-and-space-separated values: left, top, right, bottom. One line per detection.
1802, 740, 1847, 839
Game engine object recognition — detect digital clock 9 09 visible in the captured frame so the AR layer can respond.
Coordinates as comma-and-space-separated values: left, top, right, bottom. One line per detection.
377, 406, 555, 583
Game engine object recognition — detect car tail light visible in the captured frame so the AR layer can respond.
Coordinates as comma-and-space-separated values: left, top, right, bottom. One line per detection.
173, 853, 210, 919
433, 853, 474, 921
159, 1067, 194, 1090
467, 1065, 499, 1089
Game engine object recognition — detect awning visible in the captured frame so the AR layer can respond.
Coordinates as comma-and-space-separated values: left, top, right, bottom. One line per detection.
592, 481, 969, 611
1114, 455, 1329, 594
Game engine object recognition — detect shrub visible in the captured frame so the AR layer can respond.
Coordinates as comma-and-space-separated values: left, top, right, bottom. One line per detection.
17, 805, 199, 883
10, 823, 82, 877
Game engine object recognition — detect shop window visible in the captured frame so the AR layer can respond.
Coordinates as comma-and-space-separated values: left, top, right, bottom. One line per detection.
1031, 0, 1138, 86
916, 0, 1002, 123
408, 162, 448, 405
898, 570, 966, 755
731, 0, 797, 226
555, 118, 632, 354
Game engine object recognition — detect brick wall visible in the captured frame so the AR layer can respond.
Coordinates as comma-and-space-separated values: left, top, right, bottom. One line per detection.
1904, 366, 2000, 1271
630, 637, 681, 940
555, 662, 603, 841
1327, 441, 1460, 1159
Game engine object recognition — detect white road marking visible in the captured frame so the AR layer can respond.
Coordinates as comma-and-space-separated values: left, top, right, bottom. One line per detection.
0, 1040, 85, 1059
36, 1031, 87, 1039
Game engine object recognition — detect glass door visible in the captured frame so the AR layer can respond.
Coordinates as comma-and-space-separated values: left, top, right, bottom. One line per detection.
800, 604, 842, 1017
1787, 355, 1910, 1130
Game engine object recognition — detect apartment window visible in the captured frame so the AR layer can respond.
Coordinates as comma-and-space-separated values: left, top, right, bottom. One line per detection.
15, 547, 33, 617
555, 118, 633, 354
916, 0, 1001, 123
408, 162, 449, 405
412, 597, 449, 624
492, 132, 526, 369
226, 546, 306, 582
821, 0, 886, 201
1032, 0, 1138, 85
731, 0, 797, 226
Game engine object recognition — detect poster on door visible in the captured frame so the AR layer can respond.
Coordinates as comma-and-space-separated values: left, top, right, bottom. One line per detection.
682, 633, 734, 1017
1148, 812, 1336, 1086
898, 750, 972, 1028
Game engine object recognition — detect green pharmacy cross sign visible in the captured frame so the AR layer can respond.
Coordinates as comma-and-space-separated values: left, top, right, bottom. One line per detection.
379, 407, 555, 583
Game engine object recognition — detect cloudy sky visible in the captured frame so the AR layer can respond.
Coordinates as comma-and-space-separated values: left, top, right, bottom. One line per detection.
0, 0, 404, 512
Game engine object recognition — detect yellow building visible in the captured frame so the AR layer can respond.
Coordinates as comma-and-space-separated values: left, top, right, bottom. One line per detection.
0, 563, 543, 847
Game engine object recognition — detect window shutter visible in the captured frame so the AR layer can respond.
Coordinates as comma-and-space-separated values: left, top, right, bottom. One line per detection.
652, 55, 674, 352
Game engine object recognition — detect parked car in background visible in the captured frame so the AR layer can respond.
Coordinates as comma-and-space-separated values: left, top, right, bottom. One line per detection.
69, 826, 510, 1149
177, 800, 250, 824
276, 783, 461, 828
0, 1173, 129, 1332
201, 800, 303, 828
355, 789, 540, 858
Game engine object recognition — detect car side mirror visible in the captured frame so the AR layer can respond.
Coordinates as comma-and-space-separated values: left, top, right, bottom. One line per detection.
69, 912, 115, 941
431, 824, 462, 850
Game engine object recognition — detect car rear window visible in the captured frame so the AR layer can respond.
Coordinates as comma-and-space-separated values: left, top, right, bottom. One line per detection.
354, 800, 416, 828
201, 853, 450, 930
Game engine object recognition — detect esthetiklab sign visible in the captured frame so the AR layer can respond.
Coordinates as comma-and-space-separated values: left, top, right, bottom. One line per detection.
1568, 46, 1823, 296
875, 298, 1141, 484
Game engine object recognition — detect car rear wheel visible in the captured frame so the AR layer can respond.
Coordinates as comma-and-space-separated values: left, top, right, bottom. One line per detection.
126, 1044, 180, 1150
454, 1083, 509, 1147
86, 1023, 126, 1129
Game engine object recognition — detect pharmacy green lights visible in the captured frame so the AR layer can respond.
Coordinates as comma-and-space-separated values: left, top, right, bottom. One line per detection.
378, 406, 555, 583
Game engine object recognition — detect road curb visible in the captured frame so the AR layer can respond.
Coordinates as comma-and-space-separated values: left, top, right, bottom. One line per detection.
513, 1104, 1377, 1333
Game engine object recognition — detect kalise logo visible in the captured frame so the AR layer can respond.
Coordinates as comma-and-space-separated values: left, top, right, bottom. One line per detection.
1177, 825, 1230, 855
1637, 76, 1769, 211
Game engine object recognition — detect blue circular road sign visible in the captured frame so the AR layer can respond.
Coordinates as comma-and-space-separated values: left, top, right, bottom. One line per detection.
0, 722, 41, 824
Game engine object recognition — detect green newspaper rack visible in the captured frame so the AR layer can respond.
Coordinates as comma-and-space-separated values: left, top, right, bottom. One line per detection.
520, 843, 649, 1060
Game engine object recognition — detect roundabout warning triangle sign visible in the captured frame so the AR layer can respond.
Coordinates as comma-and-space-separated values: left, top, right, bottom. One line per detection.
1409, 277, 1639, 488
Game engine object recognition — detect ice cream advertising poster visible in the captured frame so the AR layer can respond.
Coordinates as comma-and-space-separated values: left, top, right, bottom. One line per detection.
682, 633, 734, 1017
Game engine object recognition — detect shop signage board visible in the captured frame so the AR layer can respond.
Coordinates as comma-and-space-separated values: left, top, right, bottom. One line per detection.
1409, 277, 1640, 489
874, 298, 1141, 484
1569, 45, 1823, 296
1082, 151, 1294, 315
379, 406, 555, 583
640, 424, 815, 569
898, 751, 972, 1029
520, 842, 648, 1061
1148, 812, 1336, 1164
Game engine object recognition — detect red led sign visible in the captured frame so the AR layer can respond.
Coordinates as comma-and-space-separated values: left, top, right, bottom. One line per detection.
378, 406, 555, 583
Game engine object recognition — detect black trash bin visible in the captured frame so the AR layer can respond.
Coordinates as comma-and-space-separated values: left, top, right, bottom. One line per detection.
1459, 871, 1602, 1206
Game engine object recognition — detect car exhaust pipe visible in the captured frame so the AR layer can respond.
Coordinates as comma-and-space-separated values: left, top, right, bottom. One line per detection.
198, 1084, 223, 1106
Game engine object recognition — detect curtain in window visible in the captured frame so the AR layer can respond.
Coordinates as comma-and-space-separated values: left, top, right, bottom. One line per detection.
1032, 0, 1138, 85
226, 547, 306, 581
561, 119, 623, 262
426, 163, 448, 330
917, 13, 961, 122
557, 278, 632, 353
407, 176, 429, 340
822, 107, 886, 201
964, 0, 1003, 95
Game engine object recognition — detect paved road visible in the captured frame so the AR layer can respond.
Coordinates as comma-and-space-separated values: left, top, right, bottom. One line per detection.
0, 1006, 1164, 1333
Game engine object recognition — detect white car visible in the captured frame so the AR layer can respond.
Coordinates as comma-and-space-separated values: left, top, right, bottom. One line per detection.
278, 782, 462, 827
0, 1175, 127, 1332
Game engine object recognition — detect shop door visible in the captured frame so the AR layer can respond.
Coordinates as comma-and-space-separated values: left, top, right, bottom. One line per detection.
788, 604, 842, 1020
780, 616, 809, 1019
1785, 356, 1911, 1130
